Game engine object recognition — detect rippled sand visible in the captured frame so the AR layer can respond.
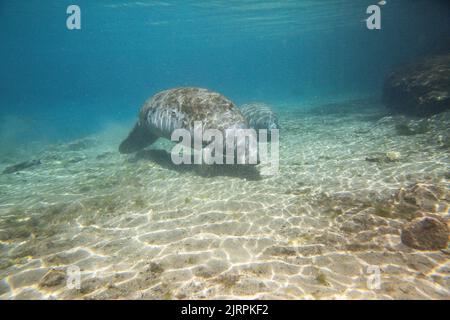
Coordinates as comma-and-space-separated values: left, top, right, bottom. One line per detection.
0, 100, 449, 300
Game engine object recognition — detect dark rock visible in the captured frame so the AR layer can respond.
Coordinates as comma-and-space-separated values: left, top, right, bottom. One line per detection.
401, 216, 449, 250
2, 159, 41, 174
383, 54, 450, 117
365, 155, 383, 163
38, 269, 66, 288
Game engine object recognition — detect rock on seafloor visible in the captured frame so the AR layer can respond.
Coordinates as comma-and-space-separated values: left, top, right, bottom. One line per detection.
365, 151, 401, 163
2, 159, 41, 174
38, 269, 66, 288
383, 53, 450, 117
401, 216, 449, 250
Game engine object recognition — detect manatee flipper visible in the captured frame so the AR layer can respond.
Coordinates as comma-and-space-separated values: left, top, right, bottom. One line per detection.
119, 122, 158, 154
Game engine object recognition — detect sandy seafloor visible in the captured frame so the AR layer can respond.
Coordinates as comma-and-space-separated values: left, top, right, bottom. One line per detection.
0, 99, 449, 300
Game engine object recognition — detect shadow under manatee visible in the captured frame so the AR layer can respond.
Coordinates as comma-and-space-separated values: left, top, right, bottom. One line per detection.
130, 149, 262, 181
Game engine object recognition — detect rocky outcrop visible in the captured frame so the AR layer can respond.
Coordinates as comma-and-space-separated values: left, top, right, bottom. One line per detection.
394, 183, 449, 217
383, 54, 450, 117
401, 216, 449, 250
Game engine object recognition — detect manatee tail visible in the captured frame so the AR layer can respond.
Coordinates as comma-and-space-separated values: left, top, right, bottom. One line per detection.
119, 122, 158, 154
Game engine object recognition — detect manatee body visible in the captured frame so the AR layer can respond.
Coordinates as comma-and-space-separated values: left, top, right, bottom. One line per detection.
119, 87, 249, 155
240, 102, 279, 132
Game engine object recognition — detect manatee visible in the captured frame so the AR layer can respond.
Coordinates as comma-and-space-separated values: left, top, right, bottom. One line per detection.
119, 87, 251, 163
240, 102, 279, 132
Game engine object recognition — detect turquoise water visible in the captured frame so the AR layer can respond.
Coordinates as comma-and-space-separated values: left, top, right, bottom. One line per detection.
1, 0, 449, 141
0, 1, 449, 300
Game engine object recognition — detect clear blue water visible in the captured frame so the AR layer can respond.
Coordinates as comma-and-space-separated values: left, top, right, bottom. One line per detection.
0, 1, 449, 300
1, 0, 449, 142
